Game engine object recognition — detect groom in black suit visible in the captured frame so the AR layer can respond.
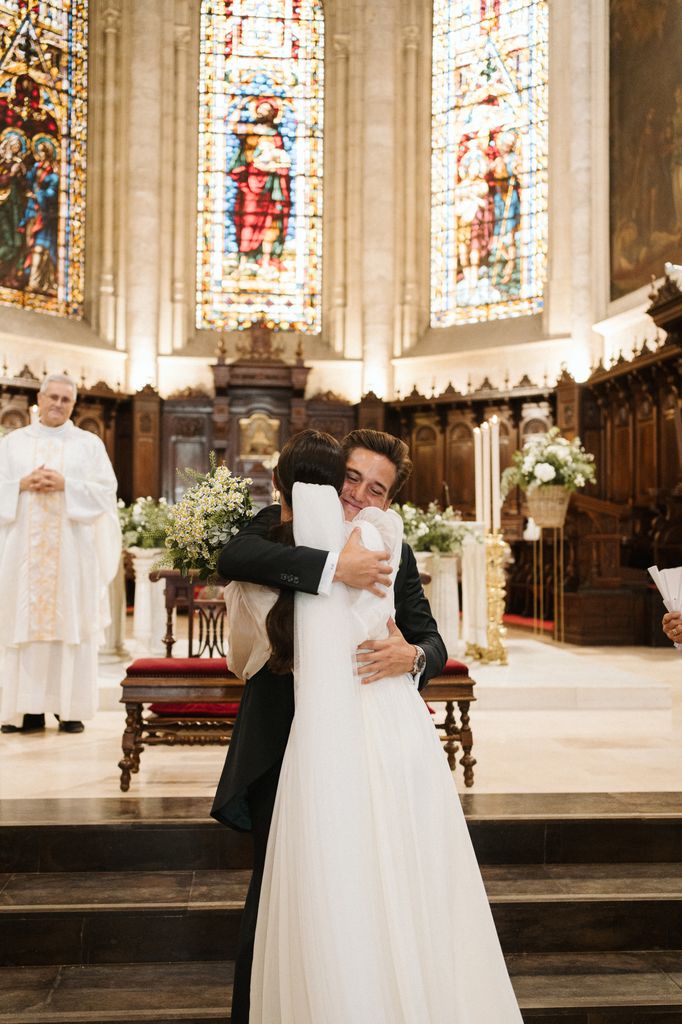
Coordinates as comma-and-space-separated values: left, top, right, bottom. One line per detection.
212, 429, 447, 1024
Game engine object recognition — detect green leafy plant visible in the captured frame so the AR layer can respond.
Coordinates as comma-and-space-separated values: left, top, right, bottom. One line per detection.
118, 497, 171, 549
392, 501, 479, 556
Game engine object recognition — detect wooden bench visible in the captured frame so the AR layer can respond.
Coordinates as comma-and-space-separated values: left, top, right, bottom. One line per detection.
119, 657, 477, 791
118, 658, 243, 791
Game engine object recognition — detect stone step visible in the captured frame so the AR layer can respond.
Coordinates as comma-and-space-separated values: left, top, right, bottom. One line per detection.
511, 950, 682, 1021
1, 794, 681, 873
0, 961, 233, 1023
1, 953, 682, 1023
2, 865, 681, 966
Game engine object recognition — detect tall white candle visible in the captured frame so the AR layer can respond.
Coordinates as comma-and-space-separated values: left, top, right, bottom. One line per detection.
481, 421, 491, 533
30, 404, 39, 425
491, 415, 501, 532
473, 426, 483, 523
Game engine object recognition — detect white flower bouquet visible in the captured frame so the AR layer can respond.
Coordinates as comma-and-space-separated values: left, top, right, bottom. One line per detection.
118, 496, 170, 549
162, 454, 254, 578
501, 427, 596, 498
393, 501, 477, 556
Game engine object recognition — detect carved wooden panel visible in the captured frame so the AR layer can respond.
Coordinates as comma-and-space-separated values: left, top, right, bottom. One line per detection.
0, 396, 29, 431
445, 415, 475, 512
161, 400, 212, 503
609, 400, 632, 504
659, 389, 681, 495
411, 417, 443, 505
634, 392, 656, 505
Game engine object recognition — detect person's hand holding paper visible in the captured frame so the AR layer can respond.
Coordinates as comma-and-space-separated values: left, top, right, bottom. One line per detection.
649, 565, 682, 646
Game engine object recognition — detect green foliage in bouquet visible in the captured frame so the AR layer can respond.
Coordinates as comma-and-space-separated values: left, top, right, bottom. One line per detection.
117, 497, 171, 549
501, 427, 596, 498
162, 453, 254, 578
392, 501, 477, 556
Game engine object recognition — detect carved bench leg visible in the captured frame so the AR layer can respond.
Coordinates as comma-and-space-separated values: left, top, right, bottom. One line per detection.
443, 699, 460, 772
119, 701, 143, 792
131, 704, 144, 773
457, 699, 476, 787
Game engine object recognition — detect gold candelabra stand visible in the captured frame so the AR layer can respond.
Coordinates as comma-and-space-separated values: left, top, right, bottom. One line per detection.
480, 530, 510, 665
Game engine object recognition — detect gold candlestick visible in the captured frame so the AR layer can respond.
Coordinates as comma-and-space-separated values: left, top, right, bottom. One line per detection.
481, 531, 509, 665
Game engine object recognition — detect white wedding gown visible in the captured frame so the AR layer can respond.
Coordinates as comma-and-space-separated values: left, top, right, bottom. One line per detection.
250, 483, 522, 1023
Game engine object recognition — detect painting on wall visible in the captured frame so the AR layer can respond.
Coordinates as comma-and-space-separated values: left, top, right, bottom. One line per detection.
610, 0, 682, 300
0, 0, 87, 317
196, 0, 324, 334
431, 0, 549, 328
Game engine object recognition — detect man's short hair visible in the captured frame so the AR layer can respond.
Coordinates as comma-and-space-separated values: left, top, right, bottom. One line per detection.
39, 373, 78, 401
341, 428, 413, 499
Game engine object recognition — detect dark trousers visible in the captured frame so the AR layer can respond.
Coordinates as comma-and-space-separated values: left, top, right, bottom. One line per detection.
230, 758, 283, 1024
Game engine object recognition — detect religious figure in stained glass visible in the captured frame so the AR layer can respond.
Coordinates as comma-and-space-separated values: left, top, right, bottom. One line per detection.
228, 95, 292, 276
197, 0, 324, 333
0, 0, 87, 316
431, 0, 548, 327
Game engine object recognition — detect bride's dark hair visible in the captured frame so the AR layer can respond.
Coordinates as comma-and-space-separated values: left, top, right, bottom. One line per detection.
266, 429, 346, 674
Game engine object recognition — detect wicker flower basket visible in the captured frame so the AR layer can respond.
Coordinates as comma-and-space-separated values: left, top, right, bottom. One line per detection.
526, 485, 571, 529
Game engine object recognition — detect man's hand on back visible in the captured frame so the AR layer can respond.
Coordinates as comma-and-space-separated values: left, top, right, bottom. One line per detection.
356, 618, 416, 684
334, 527, 392, 597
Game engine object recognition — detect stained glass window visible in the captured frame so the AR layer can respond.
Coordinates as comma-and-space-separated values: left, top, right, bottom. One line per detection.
0, 0, 87, 317
197, 0, 324, 333
431, 0, 548, 327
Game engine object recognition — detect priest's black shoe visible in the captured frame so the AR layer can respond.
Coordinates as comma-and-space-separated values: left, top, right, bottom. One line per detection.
1, 714, 46, 734
56, 717, 85, 733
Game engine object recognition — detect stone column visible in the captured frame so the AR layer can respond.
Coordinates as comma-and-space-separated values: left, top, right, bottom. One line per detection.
125, 0, 163, 390
171, 15, 191, 352
361, 0, 396, 398
98, 1, 121, 346
396, 24, 419, 356
331, 34, 350, 355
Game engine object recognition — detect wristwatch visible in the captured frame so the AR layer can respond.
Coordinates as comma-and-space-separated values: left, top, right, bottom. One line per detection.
411, 645, 426, 678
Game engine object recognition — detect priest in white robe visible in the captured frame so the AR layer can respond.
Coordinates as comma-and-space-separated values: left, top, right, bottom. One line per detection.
0, 374, 121, 733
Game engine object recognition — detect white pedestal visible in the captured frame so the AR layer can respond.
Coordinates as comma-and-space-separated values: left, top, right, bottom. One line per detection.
100, 551, 130, 660
129, 547, 169, 656
461, 528, 487, 651
430, 553, 460, 658
414, 551, 434, 603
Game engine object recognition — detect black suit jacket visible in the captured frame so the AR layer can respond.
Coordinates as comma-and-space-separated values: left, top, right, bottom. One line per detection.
211, 504, 447, 831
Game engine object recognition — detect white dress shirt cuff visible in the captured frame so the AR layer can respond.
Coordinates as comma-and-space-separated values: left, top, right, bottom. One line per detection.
317, 552, 338, 595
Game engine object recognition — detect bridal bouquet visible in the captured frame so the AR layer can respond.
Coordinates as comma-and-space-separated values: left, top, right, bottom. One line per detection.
393, 501, 476, 557
162, 454, 254, 578
117, 496, 170, 550
501, 427, 596, 497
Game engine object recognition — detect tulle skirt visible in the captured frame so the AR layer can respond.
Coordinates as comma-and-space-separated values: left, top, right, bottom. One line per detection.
250, 670, 522, 1023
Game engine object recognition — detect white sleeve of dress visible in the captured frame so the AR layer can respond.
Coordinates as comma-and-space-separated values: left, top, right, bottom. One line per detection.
224, 581, 278, 679
344, 509, 403, 647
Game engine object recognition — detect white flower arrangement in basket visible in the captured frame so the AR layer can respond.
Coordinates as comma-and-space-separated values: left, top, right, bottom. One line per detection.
501, 427, 596, 498
162, 453, 254, 578
501, 428, 596, 529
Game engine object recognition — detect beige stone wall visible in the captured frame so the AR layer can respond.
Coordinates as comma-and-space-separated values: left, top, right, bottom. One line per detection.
0, 0, 653, 401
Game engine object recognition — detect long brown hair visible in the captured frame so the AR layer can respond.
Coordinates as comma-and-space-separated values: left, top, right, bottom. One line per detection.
266, 429, 346, 674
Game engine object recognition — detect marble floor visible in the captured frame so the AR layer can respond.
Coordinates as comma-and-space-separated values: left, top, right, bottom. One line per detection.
0, 630, 680, 800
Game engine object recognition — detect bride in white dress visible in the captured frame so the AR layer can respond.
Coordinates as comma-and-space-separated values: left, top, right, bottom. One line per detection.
244, 446, 523, 1022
